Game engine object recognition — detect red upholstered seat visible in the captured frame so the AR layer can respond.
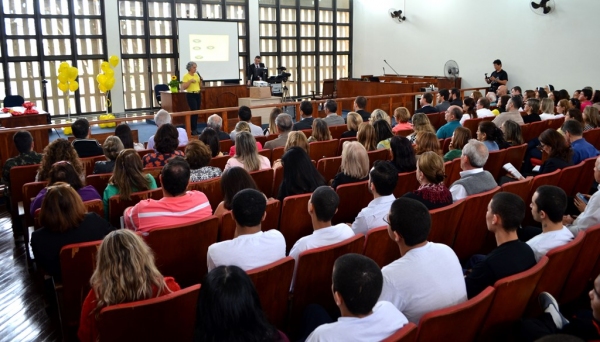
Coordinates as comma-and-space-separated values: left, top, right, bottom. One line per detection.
317, 156, 342, 185
363, 226, 400, 268
560, 224, 600, 303
257, 148, 272, 161
249, 168, 274, 198
80, 155, 105, 176
381, 322, 418, 342
500, 177, 531, 204
415, 287, 495, 342
279, 193, 313, 254
108, 188, 163, 227
247, 256, 295, 329
429, 199, 465, 247
97, 284, 201, 342
393, 171, 419, 198
332, 180, 371, 224
582, 128, 600, 148
556, 162, 584, 197
445, 158, 462, 187
86, 173, 112, 198
218, 199, 280, 241
367, 149, 390, 168
503, 143, 527, 173
219, 139, 234, 154
462, 117, 483, 137
187, 177, 222, 210
329, 124, 347, 140
22, 181, 47, 228
309, 139, 339, 162
271, 146, 285, 164
483, 149, 507, 181
9, 163, 40, 229
208, 154, 231, 170
143, 166, 163, 187
572, 157, 598, 195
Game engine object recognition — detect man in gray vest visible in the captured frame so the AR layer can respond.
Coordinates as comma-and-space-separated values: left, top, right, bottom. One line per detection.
449, 139, 498, 201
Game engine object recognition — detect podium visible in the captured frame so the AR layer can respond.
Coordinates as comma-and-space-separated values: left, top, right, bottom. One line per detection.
0, 112, 49, 165
160, 92, 190, 126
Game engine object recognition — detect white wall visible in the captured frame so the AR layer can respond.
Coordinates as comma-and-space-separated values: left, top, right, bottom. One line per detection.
104, 0, 124, 113
353, 0, 600, 92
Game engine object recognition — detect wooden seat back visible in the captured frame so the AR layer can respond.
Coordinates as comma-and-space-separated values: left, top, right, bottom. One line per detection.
208, 154, 231, 170
316, 156, 342, 185
483, 149, 507, 181
560, 224, 600, 303
572, 157, 598, 195
503, 143, 527, 172
309, 139, 339, 162
218, 199, 280, 241
187, 177, 222, 210
22, 181, 47, 227
329, 124, 347, 140
500, 177, 532, 204
9, 163, 40, 221
143, 166, 162, 187
546, 117, 565, 130
86, 173, 113, 196
582, 127, 600, 148
279, 193, 313, 254
363, 226, 400, 268
108, 188, 162, 227
249, 168, 274, 198
557, 162, 584, 197
219, 139, 234, 154
462, 117, 484, 137
367, 149, 390, 168
429, 200, 465, 247
393, 171, 419, 198
270, 147, 285, 163
337, 137, 357, 155
80, 155, 106, 176
332, 180, 371, 224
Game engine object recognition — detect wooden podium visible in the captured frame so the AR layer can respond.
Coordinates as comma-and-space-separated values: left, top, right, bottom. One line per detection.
0, 113, 49, 165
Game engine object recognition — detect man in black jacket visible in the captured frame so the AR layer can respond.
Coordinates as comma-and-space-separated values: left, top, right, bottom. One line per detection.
247, 55, 266, 85
293, 100, 315, 131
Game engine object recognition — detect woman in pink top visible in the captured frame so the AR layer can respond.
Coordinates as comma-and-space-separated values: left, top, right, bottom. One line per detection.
392, 107, 413, 134
225, 132, 271, 171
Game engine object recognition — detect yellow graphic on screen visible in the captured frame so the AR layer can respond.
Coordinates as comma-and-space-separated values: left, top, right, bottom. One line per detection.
189, 35, 229, 62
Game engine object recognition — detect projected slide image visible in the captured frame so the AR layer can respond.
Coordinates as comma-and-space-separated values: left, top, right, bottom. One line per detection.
189, 35, 229, 62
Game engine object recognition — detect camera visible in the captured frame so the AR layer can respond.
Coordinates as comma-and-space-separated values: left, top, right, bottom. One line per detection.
485, 73, 488, 78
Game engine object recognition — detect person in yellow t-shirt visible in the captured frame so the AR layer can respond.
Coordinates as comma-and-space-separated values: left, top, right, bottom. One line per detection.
182, 61, 202, 135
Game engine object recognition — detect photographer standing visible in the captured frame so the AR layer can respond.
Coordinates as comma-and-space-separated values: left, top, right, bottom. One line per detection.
485, 59, 508, 94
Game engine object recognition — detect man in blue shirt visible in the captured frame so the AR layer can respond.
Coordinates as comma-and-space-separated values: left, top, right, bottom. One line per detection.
436, 105, 462, 139
562, 120, 599, 165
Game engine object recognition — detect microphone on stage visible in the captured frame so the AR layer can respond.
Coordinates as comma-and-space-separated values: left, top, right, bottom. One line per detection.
196, 71, 203, 83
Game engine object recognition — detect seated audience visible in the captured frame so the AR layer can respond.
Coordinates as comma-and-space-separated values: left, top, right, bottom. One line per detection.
305, 254, 408, 342
485, 92, 497, 108
374, 120, 394, 149
407, 113, 436, 144
265, 107, 283, 136
464, 192, 536, 299
357, 122, 378, 151
193, 265, 287, 342
476, 97, 494, 118
450, 88, 463, 107
414, 132, 442, 157
185, 140, 222, 182
522, 98, 542, 124
403, 151, 452, 210
460, 97, 477, 124
278, 147, 325, 200
264, 113, 293, 149
198, 127, 223, 158
436, 105, 462, 139
471, 90, 483, 103
207, 189, 285, 271
142, 123, 184, 168
435, 89, 451, 112
31, 183, 113, 280
31, 161, 101, 214
583, 106, 600, 131
341, 112, 362, 138
379, 197, 467, 323
564, 156, 600, 235
78, 230, 180, 342
114, 123, 144, 150
555, 99, 571, 118
353, 96, 371, 122
331, 142, 369, 189
352, 161, 398, 235
415, 93, 438, 114
293, 100, 314, 131
307, 118, 332, 143
369, 109, 391, 126
70, 118, 103, 158
37, 138, 84, 181
103, 149, 157, 217
124, 157, 212, 232
391, 107, 413, 134
205, 114, 230, 140
229, 121, 264, 156
323, 99, 345, 127
502, 120, 524, 147
147, 109, 188, 150
444, 126, 471, 162
579, 88, 593, 111
570, 98, 581, 112
537, 129, 573, 174
214, 166, 259, 217
559, 89, 571, 101
562, 120, 599, 165
493, 96, 524, 126
389, 136, 417, 172
272, 131, 310, 169
496, 95, 512, 114
477, 121, 507, 151
594, 89, 600, 110
450, 139, 497, 201
230, 106, 264, 140
225, 132, 271, 171
526, 185, 574, 261
539, 98, 560, 121
93, 136, 123, 174
1, 131, 42, 191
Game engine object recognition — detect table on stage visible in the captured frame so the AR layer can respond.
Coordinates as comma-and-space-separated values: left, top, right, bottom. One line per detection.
0, 110, 50, 166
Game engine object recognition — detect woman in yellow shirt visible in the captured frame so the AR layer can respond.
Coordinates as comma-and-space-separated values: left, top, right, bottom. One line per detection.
182, 61, 202, 135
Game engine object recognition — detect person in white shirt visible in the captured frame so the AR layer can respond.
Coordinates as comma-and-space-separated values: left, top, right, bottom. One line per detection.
230, 106, 264, 140
306, 254, 408, 342
564, 156, 600, 235
352, 161, 397, 235
207, 189, 285, 271
476, 97, 495, 118
289, 186, 355, 287
147, 109, 188, 150
449, 139, 498, 201
379, 197, 467, 323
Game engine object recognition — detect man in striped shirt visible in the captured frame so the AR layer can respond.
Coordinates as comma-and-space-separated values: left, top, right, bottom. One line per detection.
124, 157, 212, 232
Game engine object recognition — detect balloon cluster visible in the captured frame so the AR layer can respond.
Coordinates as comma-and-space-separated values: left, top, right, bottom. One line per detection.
57, 62, 79, 93
97, 55, 120, 93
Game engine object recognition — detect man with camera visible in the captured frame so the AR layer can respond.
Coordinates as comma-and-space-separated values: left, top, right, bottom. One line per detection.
485, 59, 508, 93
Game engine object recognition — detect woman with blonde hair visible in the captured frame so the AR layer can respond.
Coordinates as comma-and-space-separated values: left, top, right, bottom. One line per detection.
556, 99, 570, 117
103, 149, 157, 217
357, 122, 378, 151
407, 113, 435, 144
539, 98, 558, 120
414, 131, 441, 156
185, 140, 222, 182
307, 118, 332, 142
78, 229, 181, 342
470, 91, 483, 103
31, 182, 113, 280
369, 109, 391, 125
272, 131, 310, 169
37, 138, 84, 181
342, 112, 362, 138
502, 120, 523, 147
583, 106, 600, 131
331, 141, 369, 189
225, 132, 271, 171
229, 121, 263, 155
443, 126, 471, 162
392, 107, 412, 134
402, 151, 452, 210
93, 136, 124, 174
265, 107, 283, 135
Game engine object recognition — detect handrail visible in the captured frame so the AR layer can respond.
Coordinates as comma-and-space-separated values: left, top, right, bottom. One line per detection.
0, 86, 488, 137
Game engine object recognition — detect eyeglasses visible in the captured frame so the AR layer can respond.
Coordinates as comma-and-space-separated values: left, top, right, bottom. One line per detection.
383, 214, 390, 226
537, 142, 547, 150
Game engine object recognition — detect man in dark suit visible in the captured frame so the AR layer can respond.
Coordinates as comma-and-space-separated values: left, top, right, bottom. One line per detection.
415, 93, 438, 114
354, 96, 371, 122
293, 100, 314, 131
246, 55, 266, 85
449, 88, 463, 107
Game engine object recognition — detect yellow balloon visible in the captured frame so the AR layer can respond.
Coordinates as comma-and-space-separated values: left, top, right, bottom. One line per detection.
97, 74, 107, 85
101, 61, 110, 72
69, 81, 79, 92
104, 68, 114, 78
67, 67, 78, 81
109, 55, 119, 68
105, 77, 115, 90
58, 62, 70, 73
58, 82, 68, 92
57, 73, 68, 84
99, 83, 107, 93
